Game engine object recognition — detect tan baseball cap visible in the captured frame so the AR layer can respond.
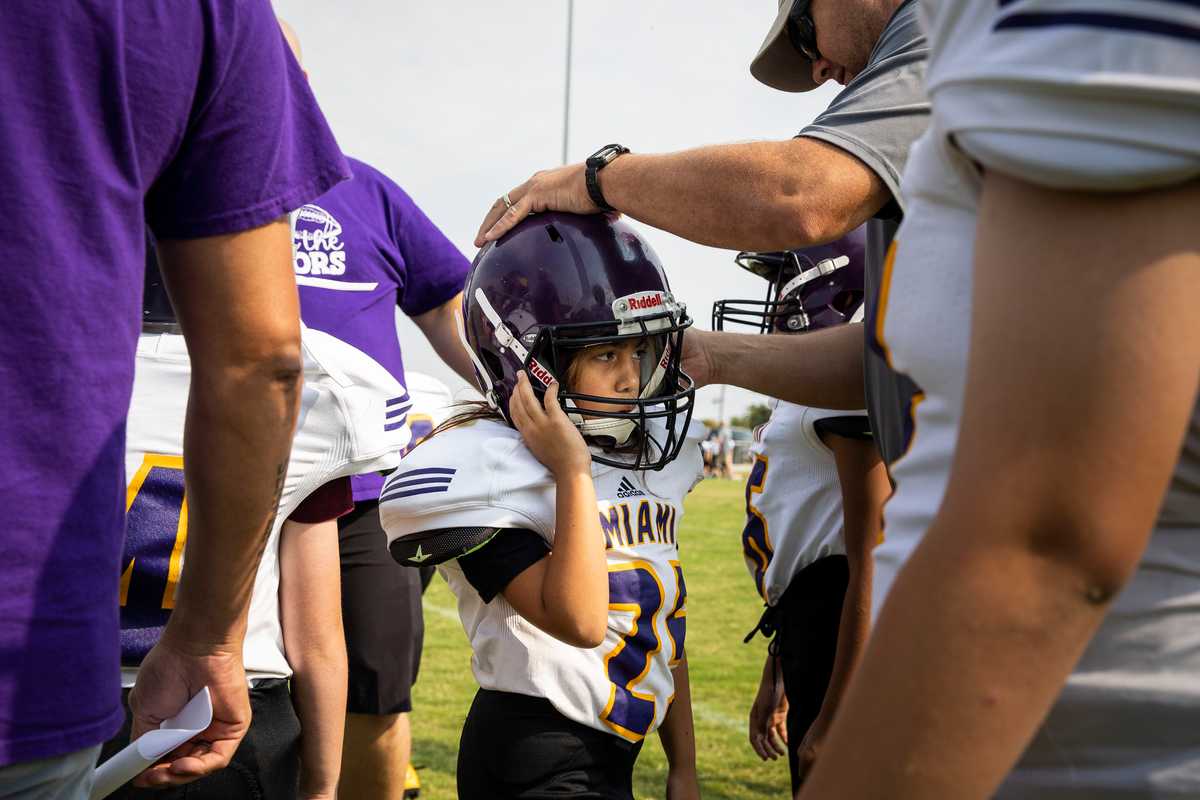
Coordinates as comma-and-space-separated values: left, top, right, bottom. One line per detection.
750, 0, 817, 92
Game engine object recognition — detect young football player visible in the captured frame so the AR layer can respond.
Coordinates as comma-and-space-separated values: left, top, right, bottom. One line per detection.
383, 213, 702, 800
714, 231, 889, 791
98, 249, 411, 799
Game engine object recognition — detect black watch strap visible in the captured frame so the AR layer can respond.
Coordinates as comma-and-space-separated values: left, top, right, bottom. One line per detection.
585, 143, 629, 211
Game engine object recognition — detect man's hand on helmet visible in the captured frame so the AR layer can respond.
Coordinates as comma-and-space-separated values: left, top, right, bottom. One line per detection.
509, 372, 592, 478
476, 163, 602, 247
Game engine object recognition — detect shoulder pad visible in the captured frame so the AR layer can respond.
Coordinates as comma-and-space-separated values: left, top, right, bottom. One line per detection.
644, 419, 706, 500
300, 327, 410, 468
379, 418, 556, 547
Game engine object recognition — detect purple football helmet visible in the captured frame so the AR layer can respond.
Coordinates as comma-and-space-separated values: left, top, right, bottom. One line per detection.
712, 227, 867, 334
462, 212, 695, 470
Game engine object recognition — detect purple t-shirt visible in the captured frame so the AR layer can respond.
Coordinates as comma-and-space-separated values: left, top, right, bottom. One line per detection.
295, 158, 470, 501
0, 2, 349, 765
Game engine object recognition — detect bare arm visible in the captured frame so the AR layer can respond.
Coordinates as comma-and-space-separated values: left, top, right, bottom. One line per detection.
280, 518, 347, 800
502, 374, 609, 648
477, 139, 889, 252
660, 658, 700, 800
794, 432, 887, 782
130, 217, 303, 786
683, 324, 865, 410
798, 175, 1200, 799
748, 653, 789, 761
411, 292, 476, 386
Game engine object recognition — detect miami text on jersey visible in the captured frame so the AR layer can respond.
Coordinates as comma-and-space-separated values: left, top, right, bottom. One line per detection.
599, 499, 678, 549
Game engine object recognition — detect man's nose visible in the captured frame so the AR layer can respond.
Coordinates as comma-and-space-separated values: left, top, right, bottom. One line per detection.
811, 57, 837, 86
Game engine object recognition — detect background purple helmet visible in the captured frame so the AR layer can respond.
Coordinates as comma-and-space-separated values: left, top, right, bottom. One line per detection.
462, 212, 695, 470
712, 227, 867, 334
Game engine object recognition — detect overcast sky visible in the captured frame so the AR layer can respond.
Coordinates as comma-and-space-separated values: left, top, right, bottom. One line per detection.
274, 0, 839, 422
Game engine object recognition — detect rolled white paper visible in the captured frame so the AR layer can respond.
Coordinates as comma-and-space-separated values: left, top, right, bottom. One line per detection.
89, 687, 213, 800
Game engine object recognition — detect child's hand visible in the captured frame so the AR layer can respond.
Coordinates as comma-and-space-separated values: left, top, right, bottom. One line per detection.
510, 372, 592, 478
748, 656, 788, 761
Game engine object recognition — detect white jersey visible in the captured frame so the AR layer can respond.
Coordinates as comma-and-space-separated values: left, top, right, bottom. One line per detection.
742, 401, 866, 607
381, 417, 705, 742
919, 1, 1200, 191
875, 5, 1200, 793
121, 327, 408, 686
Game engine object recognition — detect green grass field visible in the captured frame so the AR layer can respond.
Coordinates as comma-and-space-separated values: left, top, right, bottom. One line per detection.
408, 478, 792, 799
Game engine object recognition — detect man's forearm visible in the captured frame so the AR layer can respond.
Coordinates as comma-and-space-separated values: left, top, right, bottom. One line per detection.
601, 140, 884, 251
700, 324, 865, 409
170, 361, 301, 643
157, 222, 304, 645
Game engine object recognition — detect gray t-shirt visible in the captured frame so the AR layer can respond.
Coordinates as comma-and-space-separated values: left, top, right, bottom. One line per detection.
797, 0, 929, 466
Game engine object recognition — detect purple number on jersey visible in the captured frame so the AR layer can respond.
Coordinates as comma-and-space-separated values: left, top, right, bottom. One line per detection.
666, 562, 687, 666
602, 564, 664, 740
601, 562, 686, 741
741, 455, 773, 601
120, 456, 188, 664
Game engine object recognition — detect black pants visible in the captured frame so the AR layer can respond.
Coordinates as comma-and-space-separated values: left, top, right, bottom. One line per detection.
777, 555, 849, 793
98, 679, 300, 799
339, 499, 425, 714
457, 689, 643, 800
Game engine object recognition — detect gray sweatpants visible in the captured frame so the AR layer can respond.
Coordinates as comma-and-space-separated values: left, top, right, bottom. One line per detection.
0, 746, 98, 800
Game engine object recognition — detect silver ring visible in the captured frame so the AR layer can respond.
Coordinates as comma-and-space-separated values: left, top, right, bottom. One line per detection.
502, 192, 513, 210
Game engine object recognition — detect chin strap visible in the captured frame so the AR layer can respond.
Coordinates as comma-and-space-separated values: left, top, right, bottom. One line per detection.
777, 254, 850, 299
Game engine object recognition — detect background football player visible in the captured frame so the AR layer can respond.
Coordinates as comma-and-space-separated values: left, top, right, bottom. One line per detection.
715, 230, 888, 790
384, 214, 703, 800
99, 251, 410, 799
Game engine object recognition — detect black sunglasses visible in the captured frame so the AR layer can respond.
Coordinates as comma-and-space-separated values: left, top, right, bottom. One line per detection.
786, 0, 821, 63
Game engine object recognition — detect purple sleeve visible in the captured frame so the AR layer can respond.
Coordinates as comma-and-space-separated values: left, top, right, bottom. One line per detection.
288, 478, 355, 524
384, 183, 471, 317
145, 1, 349, 239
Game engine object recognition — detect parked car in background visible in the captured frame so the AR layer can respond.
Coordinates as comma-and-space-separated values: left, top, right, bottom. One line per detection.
730, 426, 753, 464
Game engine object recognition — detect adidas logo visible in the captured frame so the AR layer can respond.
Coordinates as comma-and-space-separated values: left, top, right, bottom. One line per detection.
616, 477, 645, 499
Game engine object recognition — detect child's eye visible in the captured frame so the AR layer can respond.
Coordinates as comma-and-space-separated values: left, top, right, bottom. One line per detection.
593, 349, 617, 362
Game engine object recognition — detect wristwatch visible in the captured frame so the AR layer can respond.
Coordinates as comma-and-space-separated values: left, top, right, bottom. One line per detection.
585, 143, 630, 212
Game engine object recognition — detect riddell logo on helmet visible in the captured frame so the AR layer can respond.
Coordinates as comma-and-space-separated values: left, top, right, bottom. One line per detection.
628, 291, 667, 309
527, 360, 554, 387
627, 293, 663, 311
615, 291, 668, 318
